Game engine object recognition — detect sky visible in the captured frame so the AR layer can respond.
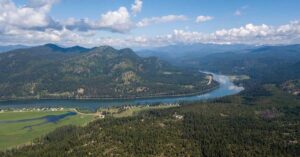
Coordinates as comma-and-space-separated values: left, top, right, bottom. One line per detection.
0, 0, 300, 48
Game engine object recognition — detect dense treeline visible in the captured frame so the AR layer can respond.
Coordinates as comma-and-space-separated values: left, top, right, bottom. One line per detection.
1, 86, 299, 157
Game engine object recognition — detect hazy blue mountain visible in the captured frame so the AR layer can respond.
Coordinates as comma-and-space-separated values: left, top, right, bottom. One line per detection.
136, 43, 255, 65
195, 44, 300, 85
43, 44, 90, 53
0, 45, 29, 53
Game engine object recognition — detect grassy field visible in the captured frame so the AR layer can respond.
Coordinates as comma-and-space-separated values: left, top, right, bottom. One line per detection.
0, 110, 95, 150
0, 105, 178, 150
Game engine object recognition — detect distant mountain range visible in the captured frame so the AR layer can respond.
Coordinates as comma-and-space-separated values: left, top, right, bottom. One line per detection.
137, 43, 256, 65
193, 44, 300, 87
0, 44, 216, 100
138, 43, 300, 90
0, 45, 29, 53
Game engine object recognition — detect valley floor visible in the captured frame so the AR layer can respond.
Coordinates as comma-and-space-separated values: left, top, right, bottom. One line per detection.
0, 109, 95, 150
0, 104, 178, 150
1, 85, 299, 156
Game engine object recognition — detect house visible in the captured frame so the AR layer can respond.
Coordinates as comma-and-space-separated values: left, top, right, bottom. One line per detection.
173, 112, 184, 120
98, 112, 105, 119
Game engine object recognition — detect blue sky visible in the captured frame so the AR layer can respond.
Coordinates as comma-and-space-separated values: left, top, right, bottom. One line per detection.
1, 0, 300, 47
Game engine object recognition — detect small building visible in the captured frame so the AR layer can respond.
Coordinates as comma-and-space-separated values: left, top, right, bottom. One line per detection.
173, 112, 184, 120
98, 112, 105, 119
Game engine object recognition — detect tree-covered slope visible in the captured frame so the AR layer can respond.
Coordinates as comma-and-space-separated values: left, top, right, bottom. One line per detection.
1, 86, 299, 157
0, 44, 216, 99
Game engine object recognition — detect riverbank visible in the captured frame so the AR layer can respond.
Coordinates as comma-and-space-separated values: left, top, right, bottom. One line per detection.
0, 84, 218, 102
0, 72, 243, 111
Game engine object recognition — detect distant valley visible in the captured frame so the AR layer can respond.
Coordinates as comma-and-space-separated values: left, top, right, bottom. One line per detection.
138, 44, 300, 94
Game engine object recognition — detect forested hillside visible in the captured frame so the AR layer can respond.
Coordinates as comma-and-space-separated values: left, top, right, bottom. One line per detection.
0, 44, 216, 100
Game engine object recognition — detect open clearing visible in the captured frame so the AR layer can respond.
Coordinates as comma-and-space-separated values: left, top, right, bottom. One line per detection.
0, 105, 178, 150
0, 110, 95, 150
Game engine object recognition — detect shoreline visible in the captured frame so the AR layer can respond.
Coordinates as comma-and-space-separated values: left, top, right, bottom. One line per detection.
0, 84, 220, 102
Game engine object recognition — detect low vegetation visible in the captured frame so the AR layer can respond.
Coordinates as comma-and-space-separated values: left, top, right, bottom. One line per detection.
0, 110, 94, 150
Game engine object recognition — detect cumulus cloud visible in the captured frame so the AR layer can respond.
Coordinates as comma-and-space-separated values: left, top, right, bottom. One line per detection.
65, 7, 133, 33
195, 16, 214, 23
1, 1, 300, 48
27, 0, 58, 11
131, 0, 143, 15
0, 0, 60, 30
162, 21, 300, 45
98, 7, 133, 32
0, 0, 135, 35
97, 21, 300, 48
137, 15, 187, 27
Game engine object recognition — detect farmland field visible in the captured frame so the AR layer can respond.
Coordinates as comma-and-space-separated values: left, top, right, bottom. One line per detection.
0, 110, 95, 150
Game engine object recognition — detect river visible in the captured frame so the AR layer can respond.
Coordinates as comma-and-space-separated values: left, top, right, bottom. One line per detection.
0, 72, 244, 111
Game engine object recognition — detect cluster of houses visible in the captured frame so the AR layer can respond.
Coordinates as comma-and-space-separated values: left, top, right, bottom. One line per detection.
96, 103, 181, 119
120, 103, 180, 109
0, 107, 65, 113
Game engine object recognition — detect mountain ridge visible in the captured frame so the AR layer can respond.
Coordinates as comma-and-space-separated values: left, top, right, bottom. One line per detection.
0, 44, 216, 100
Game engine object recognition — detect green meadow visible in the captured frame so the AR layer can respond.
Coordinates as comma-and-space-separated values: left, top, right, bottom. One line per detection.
0, 110, 95, 150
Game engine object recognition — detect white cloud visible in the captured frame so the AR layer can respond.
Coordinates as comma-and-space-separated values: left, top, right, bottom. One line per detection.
0, 0, 59, 29
2, 20, 300, 48
27, 0, 58, 12
1, 1, 300, 47
131, 0, 143, 15
137, 15, 187, 27
65, 7, 133, 33
195, 16, 213, 23
96, 7, 133, 32
97, 21, 300, 48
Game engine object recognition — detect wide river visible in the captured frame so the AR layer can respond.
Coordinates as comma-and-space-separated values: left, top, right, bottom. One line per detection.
0, 72, 244, 111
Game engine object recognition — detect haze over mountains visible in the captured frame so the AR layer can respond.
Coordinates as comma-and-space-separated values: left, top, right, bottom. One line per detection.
0, 45, 29, 53
136, 43, 300, 95
137, 43, 256, 65
195, 45, 300, 84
